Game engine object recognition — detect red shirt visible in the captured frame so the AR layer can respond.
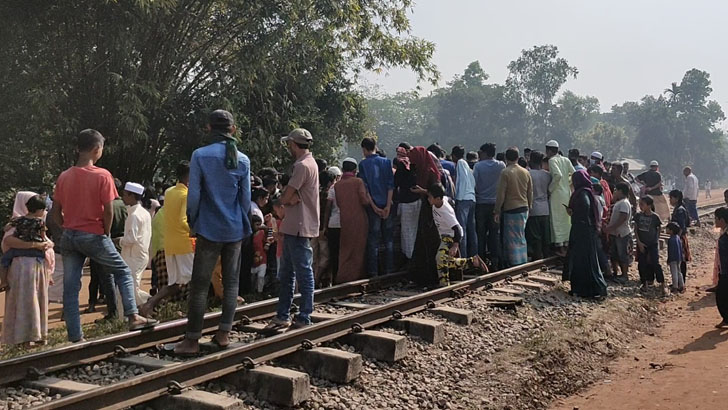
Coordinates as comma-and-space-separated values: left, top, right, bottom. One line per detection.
54, 166, 118, 235
252, 230, 267, 267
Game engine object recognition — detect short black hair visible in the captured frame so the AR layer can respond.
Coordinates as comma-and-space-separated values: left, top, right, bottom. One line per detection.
451, 145, 465, 159
495, 152, 505, 162
614, 182, 630, 196
114, 178, 123, 191
250, 213, 263, 225
361, 137, 376, 152
480, 143, 496, 157
524, 148, 532, 154
528, 151, 544, 168
176, 160, 190, 180
259, 167, 279, 179
427, 144, 444, 158
26, 195, 46, 213
262, 176, 278, 188
592, 183, 603, 195
666, 222, 681, 235
315, 158, 328, 173
320, 169, 336, 188
77, 129, 105, 152
342, 161, 357, 173
427, 183, 446, 199
517, 157, 528, 168
295, 141, 311, 150
505, 147, 519, 162
716, 207, 728, 222
568, 148, 580, 159
588, 164, 604, 177
466, 151, 478, 162
398, 142, 412, 150
252, 187, 269, 202
640, 196, 654, 209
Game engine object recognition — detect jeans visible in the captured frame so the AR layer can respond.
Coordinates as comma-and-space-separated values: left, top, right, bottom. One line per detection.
455, 200, 477, 258
276, 235, 315, 324
685, 199, 699, 224
366, 207, 394, 276
62, 230, 138, 342
475, 203, 501, 268
185, 235, 242, 340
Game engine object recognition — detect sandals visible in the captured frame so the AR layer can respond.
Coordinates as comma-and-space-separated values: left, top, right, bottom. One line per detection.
129, 317, 158, 331
211, 335, 230, 349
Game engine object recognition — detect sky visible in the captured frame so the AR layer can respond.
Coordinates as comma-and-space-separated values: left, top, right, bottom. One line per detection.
362, 0, 728, 112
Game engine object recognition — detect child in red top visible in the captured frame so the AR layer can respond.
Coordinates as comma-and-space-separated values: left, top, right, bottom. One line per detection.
250, 215, 268, 292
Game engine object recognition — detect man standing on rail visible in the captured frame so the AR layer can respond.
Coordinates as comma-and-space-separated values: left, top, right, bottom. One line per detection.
53, 129, 157, 343
545, 140, 574, 256
174, 110, 251, 355
264, 128, 319, 332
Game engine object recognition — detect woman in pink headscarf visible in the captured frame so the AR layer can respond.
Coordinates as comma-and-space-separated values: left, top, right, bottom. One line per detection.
1, 191, 55, 346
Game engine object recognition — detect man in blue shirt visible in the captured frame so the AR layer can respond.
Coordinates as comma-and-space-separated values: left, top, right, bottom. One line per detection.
452, 145, 477, 258
359, 137, 395, 276
473, 142, 505, 270
175, 109, 251, 355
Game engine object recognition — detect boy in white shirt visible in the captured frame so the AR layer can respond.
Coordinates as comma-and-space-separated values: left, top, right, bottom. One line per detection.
604, 182, 633, 283
427, 183, 488, 286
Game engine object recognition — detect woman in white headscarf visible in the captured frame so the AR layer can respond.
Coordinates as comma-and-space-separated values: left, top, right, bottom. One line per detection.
1, 191, 55, 346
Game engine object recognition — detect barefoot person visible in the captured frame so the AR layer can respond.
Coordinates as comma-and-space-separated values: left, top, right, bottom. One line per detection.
52, 129, 157, 342
714, 207, 728, 328
174, 110, 251, 355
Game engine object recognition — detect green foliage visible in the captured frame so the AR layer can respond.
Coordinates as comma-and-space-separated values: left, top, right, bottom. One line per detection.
0, 0, 437, 218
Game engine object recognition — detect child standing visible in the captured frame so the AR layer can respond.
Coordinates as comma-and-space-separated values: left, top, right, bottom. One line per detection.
0, 195, 49, 291
427, 184, 487, 287
250, 214, 270, 293
604, 183, 633, 283
634, 196, 666, 294
666, 222, 685, 293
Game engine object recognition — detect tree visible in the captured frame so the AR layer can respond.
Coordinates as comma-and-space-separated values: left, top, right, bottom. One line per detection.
574, 122, 628, 160
506, 45, 578, 142
0, 0, 438, 213
549, 91, 600, 149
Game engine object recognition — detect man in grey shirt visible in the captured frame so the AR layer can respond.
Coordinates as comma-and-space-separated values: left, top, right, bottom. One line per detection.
525, 151, 552, 260
473, 142, 505, 269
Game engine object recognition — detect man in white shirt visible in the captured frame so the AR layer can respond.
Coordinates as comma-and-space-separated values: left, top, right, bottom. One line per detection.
120, 182, 152, 308
683, 166, 699, 225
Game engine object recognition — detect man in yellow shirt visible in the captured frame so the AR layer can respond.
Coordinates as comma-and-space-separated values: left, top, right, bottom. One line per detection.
140, 161, 194, 316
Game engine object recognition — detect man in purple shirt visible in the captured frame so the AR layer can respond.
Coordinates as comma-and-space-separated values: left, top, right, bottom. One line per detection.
359, 137, 395, 276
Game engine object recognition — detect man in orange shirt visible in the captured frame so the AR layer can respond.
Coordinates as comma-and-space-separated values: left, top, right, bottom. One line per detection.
52, 129, 157, 342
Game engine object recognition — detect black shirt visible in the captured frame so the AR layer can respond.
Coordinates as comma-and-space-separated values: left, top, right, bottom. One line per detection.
637, 170, 662, 195
394, 168, 420, 204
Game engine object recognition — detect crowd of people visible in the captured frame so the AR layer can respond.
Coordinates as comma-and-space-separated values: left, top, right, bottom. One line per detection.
3, 108, 728, 350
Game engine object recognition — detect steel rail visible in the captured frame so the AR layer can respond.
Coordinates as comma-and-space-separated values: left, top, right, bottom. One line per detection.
0, 272, 406, 385
36, 257, 559, 410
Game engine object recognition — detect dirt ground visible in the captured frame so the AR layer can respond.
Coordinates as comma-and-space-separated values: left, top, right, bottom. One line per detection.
552, 195, 728, 410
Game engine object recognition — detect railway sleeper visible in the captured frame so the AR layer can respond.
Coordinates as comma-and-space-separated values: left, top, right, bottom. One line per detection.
389, 317, 445, 344
151, 389, 245, 410
343, 330, 408, 362
279, 346, 363, 384
222, 365, 310, 407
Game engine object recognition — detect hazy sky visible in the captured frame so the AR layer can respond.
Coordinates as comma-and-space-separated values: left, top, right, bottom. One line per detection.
363, 0, 728, 112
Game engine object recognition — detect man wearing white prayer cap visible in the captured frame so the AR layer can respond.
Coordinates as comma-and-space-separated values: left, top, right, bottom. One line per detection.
544, 140, 575, 255
118, 182, 152, 309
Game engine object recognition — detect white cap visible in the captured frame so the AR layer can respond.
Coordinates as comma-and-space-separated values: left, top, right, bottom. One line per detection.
650, 160, 659, 167
545, 140, 559, 148
590, 151, 603, 160
124, 182, 145, 196
328, 166, 342, 176
342, 157, 358, 166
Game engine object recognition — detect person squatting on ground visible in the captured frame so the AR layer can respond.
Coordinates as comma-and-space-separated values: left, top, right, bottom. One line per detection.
52, 129, 157, 342
174, 110, 251, 355
427, 183, 488, 286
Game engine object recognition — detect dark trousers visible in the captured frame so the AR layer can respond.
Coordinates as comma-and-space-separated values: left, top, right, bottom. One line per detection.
637, 243, 664, 284
88, 260, 116, 315
185, 235, 242, 340
475, 203, 501, 268
525, 215, 551, 260
326, 228, 341, 285
366, 207, 394, 276
717, 276, 728, 322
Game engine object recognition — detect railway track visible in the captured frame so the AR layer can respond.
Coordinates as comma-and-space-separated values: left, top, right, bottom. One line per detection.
2, 257, 560, 409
